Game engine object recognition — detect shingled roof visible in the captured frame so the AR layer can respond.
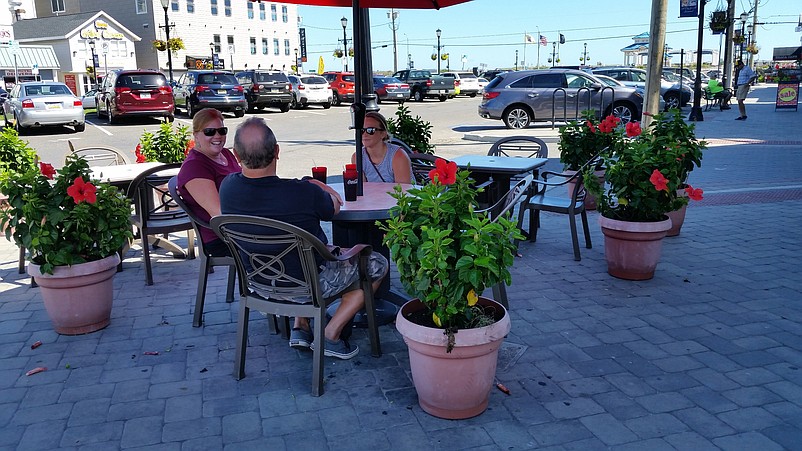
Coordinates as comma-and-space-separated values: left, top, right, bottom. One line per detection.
12, 11, 139, 42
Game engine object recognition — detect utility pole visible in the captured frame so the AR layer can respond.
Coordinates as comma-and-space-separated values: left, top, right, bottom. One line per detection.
643, 0, 667, 128
388, 9, 399, 73
723, 0, 736, 90
748, 0, 759, 68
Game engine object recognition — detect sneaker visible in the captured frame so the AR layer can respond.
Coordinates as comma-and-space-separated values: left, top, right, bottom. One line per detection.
289, 328, 313, 350
313, 338, 359, 360
720, 106, 731, 110
735, 116, 745, 120
742, 116, 747, 120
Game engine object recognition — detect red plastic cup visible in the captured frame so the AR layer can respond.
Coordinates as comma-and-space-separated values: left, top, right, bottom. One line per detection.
343, 170, 358, 201
311, 166, 327, 183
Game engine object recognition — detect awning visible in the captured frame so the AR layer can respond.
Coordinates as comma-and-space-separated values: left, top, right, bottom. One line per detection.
773, 47, 802, 62
0, 45, 60, 70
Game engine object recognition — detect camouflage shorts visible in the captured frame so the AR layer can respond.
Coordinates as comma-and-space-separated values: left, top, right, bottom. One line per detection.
318, 250, 388, 299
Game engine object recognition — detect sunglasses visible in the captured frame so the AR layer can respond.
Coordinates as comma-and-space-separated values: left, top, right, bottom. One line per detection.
362, 127, 385, 135
201, 127, 228, 137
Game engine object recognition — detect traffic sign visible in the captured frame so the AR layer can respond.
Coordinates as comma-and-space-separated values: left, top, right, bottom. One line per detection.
101, 41, 109, 54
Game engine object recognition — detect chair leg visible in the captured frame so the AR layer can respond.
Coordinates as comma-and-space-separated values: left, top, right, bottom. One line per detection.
580, 210, 592, 249
234, 298, 249, 380
142, 235, 154, 285
186, 229, 196, 260
193, 255, 210, 327
529, 210, 541, 242
568, 212, 581, 261
492, 282, 509, 311
362, 274, 382, 358
225, 265, 236, 303
311, 307, 326, 396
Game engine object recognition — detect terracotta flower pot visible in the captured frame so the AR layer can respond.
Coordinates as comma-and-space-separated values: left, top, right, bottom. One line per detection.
565, 169, 604, 211
600, 216, 671, 281
666, 189, 689, 237
395, 296, 511, 419
28, 254, 120, 335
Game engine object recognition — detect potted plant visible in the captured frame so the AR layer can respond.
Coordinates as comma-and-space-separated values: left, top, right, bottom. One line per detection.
557, 112, 618, 209
746, 44, 760, 55
380, 160, 523, 419
167, 37, 185, 52
0, 154, 133, 334
333, 49, 344, 58
709, 10, 729, 34
584, 112, 703, 280
733, 33, 746, 45
386, 104, 435, 154
152, 39, 167, 51
135, 122, 193, 163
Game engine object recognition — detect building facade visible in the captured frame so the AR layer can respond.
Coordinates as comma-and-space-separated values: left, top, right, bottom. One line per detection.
33, 0, 300, 82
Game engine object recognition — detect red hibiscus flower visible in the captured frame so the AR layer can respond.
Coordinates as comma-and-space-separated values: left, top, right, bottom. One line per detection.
685, 185, 704, 201
585, 120, 596, 133
428, 158, 457, 185
598, 115, 620, 133
134, 144, 147, 163
39, 162, 56, 179
66, 177, 97, 204
625, 121, 642, 137
649, 169, 669, 192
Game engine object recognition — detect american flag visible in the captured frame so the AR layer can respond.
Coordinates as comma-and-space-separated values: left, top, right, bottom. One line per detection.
539, 35, 547, 47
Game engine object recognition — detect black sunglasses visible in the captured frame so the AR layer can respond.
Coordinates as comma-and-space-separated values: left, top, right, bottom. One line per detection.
362, 127, 385, 135
201, 127, 228, 137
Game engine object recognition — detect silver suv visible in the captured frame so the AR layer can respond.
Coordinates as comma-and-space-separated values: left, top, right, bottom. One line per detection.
591, 67, 692, 110
478, 69, 643, 129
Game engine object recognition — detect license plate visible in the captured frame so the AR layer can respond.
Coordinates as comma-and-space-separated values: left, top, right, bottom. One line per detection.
271, 88, 279, 92
218, 89, 227, 95
140, 92, 151, 99
432, 90, 444, 94
394, 93, 404, 97
46, 103, 62, 110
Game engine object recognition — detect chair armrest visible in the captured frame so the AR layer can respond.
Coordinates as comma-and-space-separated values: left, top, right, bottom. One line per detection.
324, 243, 372, 262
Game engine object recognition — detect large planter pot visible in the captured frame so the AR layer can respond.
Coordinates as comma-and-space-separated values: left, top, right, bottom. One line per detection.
28, 254, 120, 335
395, 296, 511, 419
565, 169, 604, 210
666, 189, 689, 237
600, 216, 671, 281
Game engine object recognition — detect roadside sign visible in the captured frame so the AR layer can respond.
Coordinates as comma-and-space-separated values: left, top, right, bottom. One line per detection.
9, 39, 20, 56
101, 41, 109, 54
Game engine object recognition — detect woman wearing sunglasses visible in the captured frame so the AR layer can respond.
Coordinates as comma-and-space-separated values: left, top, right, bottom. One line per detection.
351, 111, 413, 184
176, 108, 242, 257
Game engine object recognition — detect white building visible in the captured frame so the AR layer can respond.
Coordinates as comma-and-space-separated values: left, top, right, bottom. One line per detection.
32, 0, 300, 83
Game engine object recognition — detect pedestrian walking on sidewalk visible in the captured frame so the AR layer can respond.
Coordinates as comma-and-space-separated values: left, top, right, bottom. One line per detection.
734, 60, 756, 121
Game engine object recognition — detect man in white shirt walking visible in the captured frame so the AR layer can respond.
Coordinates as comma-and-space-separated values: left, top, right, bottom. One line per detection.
734, 60, 757, 120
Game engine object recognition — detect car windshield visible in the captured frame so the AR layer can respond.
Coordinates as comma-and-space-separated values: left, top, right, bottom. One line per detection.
458, 73, 477, 79
632, 71, 648, 82
596, 76, 622, 87
119, 74, 166, 88
662, 72, 680, 82
300, 76, 326, 84
255, 73, 288, 83
198, 73, 238, 84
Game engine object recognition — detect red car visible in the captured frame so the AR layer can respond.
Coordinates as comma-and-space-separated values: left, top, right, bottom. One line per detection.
322, 72, 355, 106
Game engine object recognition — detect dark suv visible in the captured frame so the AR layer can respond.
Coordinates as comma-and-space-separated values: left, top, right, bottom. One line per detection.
173, 70, 246, 118
95, 69, 174, 123
235, 70, 292, 113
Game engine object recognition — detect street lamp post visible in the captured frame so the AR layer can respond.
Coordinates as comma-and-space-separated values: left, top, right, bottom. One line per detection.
340, 17, 348, 71
515, 50, 518, 70
209, 42, 215, 69
739, 12, 748, 62
550, 41, 557, 67
159, 0, 174, 83
294, 47, 299, 74
88, 40, 98, 89
388, 9, 399, 73
435, 28, 442, 73
580, 42, 589, 65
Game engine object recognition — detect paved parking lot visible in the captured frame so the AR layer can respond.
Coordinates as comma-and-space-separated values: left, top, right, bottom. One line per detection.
1, 85, 801, 449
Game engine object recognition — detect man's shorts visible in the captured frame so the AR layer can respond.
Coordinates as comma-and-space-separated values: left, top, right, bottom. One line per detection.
736, 84, 750, 101
318, 250, 388, 299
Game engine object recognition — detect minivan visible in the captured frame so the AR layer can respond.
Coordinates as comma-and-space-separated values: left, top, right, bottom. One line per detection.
95, 70, 174, 124
173, 70, 247, 118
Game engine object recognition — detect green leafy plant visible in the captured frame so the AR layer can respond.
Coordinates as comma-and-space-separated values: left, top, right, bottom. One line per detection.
0, 127, 37, 174
558, 110, 617, 171
386, 104, 435, 154
380, 160, 523, 350
584, 110, 704, 222
0, 154, 133, 275
135, 122, 192, 163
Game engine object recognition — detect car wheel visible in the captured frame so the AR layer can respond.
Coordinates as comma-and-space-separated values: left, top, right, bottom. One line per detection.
280, 103, 290, 113
469, 93, 477, 98
3, 111, 10, 128
439, 95, 448, 102
246, 98, 255, 113
502, 106, 532, 129
187, 102, 196, 118
664, 92, 680, 110
374, 92, 382, 104
610, 103, 635, 124
75, 123, 86, 132
13, 115, 24, 135
322, 102, 331, 109
413, 89, 424, 102
290, 95, 298, 109
165, 114, 175, 123
107, 103, 116, 124
234, 109, 245, 118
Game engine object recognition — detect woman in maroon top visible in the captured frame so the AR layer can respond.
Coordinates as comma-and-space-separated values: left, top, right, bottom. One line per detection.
177, 108, 241, 256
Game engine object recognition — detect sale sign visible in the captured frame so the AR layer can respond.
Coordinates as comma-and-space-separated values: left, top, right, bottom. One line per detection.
776, 82, 799, 111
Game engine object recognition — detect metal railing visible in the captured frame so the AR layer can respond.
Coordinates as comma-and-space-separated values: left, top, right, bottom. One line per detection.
549, 86, 617, 128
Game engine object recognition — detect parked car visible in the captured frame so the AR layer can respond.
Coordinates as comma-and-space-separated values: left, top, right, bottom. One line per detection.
591, 66, 692, 110
478, 69, 643, 129
81, 89, 97, 109
3, 81, 85, 134
477, 77, 489, 91
372, 76, 410, 103
287, 74, 332, 109
322, 72, 355, 106
663, 66, 708, 87
0, 87, 8, 100
235, 70, 292, 112
392, 69, 455, 102
96, 69, 174, 124
594, 74, 665, 111
439, 71, 481, 97
173, 70, 246, 118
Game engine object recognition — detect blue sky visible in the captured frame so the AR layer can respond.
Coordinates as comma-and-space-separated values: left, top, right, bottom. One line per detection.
296, 0, 798, 73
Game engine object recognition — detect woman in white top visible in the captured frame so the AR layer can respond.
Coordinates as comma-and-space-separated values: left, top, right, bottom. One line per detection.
351, 111, 413, 184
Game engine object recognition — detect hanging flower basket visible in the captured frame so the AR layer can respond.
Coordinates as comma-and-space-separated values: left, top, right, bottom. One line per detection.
708, 10, 729, 35
167, 37, 185, 52
746, 44, 760, 55
348, 47, 355, 57
440, 53, 449, 61
152, 40, 167, 51
732, 34, 745, 44
430, 53, 437, 61
333, 49, 344, 58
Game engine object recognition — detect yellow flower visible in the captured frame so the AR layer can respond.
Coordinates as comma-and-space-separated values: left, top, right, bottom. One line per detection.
618, 197, 629, 206
467, 289, 478, 306
432, 312, 442, 327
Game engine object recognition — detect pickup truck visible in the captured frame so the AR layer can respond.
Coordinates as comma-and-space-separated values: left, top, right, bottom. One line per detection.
392, 70, 455, 102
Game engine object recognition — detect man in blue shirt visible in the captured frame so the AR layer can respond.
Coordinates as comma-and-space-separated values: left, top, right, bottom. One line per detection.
734, 60, 756, 120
